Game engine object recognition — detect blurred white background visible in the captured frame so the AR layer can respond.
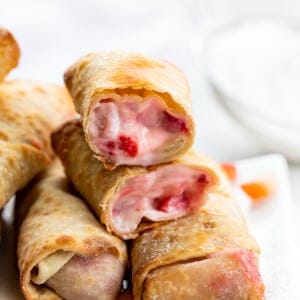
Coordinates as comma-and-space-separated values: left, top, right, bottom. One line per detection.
0, 0, 299, 287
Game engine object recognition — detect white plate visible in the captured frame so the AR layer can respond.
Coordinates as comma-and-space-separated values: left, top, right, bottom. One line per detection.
235, 154, 298, 299
0, 154, 298, 299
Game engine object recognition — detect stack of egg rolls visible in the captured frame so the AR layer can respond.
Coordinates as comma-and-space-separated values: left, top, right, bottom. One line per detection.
12, 51, 264, 299
17, 161, 127, 300
52, 119, 224, 239
52, 122, 264, 299
53, 51, 264, 299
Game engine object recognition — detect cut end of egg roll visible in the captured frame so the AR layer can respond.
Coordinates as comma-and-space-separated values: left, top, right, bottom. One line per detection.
64, 51, 194, 168
109, 163, 212, 238
17, 162, 127, 300
45, 252, 125, 300
52, 119, 224, 239
131, 190, 264, 299
0, 27, 20, 81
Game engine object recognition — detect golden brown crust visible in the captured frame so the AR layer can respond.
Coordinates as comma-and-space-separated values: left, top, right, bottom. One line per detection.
52, 119, 225, 239
0, 27, 20, 81
0, 80, 75, 209
17, 162, 127, 300
142, 252, 263, 300
131, 191, 260, 299
64, 52, 195, 166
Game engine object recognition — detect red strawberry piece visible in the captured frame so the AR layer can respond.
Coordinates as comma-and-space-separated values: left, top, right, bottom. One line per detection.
161, 111, 188, 133
118, 135, 138, 157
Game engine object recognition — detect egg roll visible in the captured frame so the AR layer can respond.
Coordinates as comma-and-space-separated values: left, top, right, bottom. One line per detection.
131, 190, 264, 300
52, 119, 223, 239
0, 27, 20, 82
17, 161, 127, 300
64, 51, 194, 168
0, 80, 75, 209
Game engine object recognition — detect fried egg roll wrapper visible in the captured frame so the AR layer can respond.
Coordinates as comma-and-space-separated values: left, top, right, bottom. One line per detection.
0, 27, 20, 81
0, 80, 75, 209
17, 162, 127, 300
52, 119, 224, 239
131, 191, 264, 299
64, 52, 194, 168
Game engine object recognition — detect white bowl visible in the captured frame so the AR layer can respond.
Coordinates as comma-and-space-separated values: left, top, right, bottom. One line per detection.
204, 16, 300, 163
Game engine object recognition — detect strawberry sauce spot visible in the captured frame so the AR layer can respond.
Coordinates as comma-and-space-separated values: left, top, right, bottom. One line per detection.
27, 137, 43, 150
198, 173, 210, 184
100, 98, 114, 103
106, 141, 116, 149
118, 135, 138, 157
161, 111, 188, 133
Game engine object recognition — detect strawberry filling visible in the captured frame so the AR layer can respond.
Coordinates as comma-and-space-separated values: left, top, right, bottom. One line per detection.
88, 93, 190, 166
154, 192, 190, 213
110, 165, 210, 238
118, 135, 138, 157
160, 111, 188, 133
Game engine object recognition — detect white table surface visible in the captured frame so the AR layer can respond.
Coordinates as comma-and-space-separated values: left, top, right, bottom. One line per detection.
0, 0, 299, 297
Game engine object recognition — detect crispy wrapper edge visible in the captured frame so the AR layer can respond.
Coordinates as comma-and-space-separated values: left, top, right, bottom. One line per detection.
17, 162, 127, 300
0, 27, 20, 82
63, 51, 195, 165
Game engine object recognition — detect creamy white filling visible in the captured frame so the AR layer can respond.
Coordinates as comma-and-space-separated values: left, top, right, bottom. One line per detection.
88, 93, 189, 166
109, 165, 210, 237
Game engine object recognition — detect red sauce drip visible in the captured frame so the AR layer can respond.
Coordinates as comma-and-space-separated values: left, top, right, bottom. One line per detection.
198, 172, 210, 184
118, 135, 138, 157
161, 111, 188, 133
